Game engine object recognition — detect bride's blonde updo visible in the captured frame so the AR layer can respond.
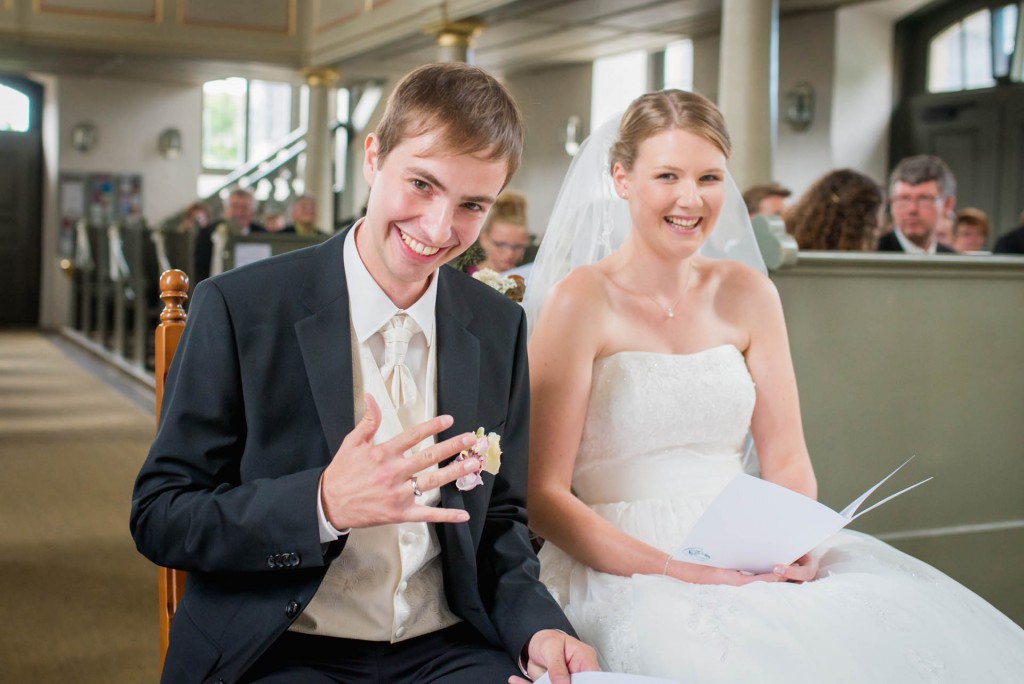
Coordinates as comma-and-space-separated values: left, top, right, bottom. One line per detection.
609, 90, 731, 173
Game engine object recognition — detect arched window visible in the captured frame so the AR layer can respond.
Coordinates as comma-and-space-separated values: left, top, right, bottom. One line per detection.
0, 84, 31, 132
927, 4, 1020, 92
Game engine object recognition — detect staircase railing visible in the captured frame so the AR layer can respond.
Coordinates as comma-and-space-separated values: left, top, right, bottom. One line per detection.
161, 126, 308, 231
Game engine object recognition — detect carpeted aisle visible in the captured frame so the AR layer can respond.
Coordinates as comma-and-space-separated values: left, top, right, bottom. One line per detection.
0, 331, 160, 682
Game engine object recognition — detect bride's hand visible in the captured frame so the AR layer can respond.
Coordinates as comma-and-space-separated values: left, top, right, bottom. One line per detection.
771, 552, 819, 583
667, 560, 783, 586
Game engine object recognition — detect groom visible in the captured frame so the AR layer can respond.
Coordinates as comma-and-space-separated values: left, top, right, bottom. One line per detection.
131, 62, 596, 683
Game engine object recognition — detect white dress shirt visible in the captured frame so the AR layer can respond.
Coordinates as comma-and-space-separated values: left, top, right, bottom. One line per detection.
894, 226, 939, 255
291, 222, 460, 642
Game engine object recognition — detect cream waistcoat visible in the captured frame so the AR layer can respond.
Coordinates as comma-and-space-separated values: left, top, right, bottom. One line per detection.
289, 321, 460, 642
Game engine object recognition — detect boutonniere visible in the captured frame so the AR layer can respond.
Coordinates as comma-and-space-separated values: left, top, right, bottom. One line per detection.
455, 427, 502, 491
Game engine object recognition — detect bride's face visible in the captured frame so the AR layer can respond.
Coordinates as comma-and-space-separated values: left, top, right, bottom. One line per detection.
612, 128, 727, 259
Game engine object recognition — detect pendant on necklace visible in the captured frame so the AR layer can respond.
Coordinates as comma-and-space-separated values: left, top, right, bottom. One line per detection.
667, 308, 675, 319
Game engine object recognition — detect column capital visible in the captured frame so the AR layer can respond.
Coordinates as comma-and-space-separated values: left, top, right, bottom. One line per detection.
423, 18, 485, 49
302, 67, 341, 88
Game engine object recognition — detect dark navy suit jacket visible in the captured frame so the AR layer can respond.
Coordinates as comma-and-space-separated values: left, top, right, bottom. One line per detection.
131, 229, 574, 684
877, 230, 956, 253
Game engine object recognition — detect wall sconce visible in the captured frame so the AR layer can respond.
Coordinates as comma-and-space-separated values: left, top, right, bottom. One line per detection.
564, 115, 581, 157
71, 122, 98, 153
158, 127, 183, 159
783, 83, 815, 132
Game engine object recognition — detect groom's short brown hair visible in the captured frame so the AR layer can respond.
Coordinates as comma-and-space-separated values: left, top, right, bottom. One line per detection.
374, 62, 524, 186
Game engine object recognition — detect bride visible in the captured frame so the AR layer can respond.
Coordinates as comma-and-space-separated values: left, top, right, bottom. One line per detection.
523, 89, 1024, 681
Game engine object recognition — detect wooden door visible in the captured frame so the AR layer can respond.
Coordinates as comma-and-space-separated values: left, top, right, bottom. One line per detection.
906, 89, 1002, 226
0, 76, 44, 327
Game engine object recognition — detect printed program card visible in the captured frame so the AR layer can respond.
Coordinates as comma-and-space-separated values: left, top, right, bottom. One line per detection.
533, 672, 678, 684
676, 457, 931, 574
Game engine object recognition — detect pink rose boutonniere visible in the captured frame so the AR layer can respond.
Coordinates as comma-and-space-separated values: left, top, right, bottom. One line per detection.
455, 427, 502, 491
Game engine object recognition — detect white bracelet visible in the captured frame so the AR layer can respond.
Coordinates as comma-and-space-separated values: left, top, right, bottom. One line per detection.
662, 554, 672, 576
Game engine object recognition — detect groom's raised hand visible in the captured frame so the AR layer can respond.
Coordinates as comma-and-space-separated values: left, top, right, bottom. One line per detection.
321, 393, 481, 530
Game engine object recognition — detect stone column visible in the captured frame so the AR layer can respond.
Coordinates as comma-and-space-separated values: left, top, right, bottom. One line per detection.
425, 19, 485, 63
717, 0, 777, 190
302, 67, 341, 234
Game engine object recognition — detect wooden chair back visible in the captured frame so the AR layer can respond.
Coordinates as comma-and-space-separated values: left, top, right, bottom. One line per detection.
154, 269, 189, 667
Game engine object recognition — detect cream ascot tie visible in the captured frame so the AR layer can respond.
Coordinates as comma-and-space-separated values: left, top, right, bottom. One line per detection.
378, 314, 420, 408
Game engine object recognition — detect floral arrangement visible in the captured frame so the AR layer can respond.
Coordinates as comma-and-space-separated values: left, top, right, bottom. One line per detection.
472, 268, 526, 302
448, 243, 526, 302
455, 427, 502, 491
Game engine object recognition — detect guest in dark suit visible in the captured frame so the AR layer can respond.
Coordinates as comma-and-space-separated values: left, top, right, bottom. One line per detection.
993, 212, 1024, 254
131, 62, 596, 684
193, 188, 266, 283
877, 155, 956, 254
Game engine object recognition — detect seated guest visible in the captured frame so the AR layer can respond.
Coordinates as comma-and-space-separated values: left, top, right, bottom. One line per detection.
477, 190, 532, 275
285, 195, 319, 235
263, 210, 288, 232
193, 188, 265, 282
176, 201, 210, 233
877, 155, 956, 254
784, 169, 882, 251
952, 207, 990, 253
742, 182, 791, 217
993, 211, 1024, 254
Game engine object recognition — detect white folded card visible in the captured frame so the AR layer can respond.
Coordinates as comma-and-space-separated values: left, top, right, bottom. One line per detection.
676, 457, 931, 574
533, 672, 677, 684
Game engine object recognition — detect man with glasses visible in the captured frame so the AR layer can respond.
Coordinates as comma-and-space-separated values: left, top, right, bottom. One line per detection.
476, 190, 532, 275
878, 155, 957, 254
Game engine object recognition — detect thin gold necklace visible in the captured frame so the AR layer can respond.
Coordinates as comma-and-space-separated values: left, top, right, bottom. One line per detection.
643, 263, 692, 319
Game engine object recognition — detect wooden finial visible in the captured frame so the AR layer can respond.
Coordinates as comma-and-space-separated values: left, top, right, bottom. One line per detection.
159, 269, 189, 325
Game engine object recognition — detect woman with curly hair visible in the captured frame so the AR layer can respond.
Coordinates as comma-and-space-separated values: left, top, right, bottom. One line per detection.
785, 169, 883, 251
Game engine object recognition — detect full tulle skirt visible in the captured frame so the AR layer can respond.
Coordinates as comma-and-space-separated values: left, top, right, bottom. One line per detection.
540, 347, 1024, 681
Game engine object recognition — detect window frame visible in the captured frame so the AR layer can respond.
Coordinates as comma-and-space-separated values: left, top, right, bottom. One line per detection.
924, 2, 1023, 94
200, 77, 299, 176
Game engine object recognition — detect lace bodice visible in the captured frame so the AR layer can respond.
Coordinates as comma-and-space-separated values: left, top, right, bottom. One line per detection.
572, 345, 755, 505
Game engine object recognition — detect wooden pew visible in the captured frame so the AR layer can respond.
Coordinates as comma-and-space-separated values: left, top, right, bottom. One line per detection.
154, 269, 189, 667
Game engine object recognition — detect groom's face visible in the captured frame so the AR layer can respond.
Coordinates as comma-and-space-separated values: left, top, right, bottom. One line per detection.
358, 130, 508, 306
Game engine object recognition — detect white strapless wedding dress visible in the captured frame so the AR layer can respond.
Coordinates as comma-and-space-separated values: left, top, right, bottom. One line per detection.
538, 345, 1024, 681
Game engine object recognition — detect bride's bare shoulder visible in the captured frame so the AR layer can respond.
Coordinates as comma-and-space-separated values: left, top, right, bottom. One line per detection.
701, 258, 783, 328
703, 258, 777, 300
544, 263, 613, 312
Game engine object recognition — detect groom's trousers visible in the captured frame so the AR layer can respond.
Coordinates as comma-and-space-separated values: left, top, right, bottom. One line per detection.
240, 622, 519, 683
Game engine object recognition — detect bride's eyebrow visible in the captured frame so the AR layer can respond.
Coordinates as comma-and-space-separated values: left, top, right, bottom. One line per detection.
653, 164, 725, 176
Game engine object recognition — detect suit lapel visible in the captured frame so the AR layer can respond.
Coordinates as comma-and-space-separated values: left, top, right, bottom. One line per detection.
436, 269, 480, 447
435, 270, 481, 560
295, 231, 355, 457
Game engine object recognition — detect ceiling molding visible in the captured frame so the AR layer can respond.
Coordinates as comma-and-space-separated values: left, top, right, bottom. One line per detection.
177, 0, 296, 36
33, 0, 163, 23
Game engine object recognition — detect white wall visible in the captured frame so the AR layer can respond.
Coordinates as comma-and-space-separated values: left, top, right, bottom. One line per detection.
775, 9, 837, 198
507, 63, 593, 239
57, 76, 202, 225
832, 4, 896, 185
33, 72, 69, 329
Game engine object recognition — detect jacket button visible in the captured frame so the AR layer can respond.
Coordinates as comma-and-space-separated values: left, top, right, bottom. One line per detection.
285, 600, 301, 618
266, 555, 275, 569
288, 553, 301, 567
